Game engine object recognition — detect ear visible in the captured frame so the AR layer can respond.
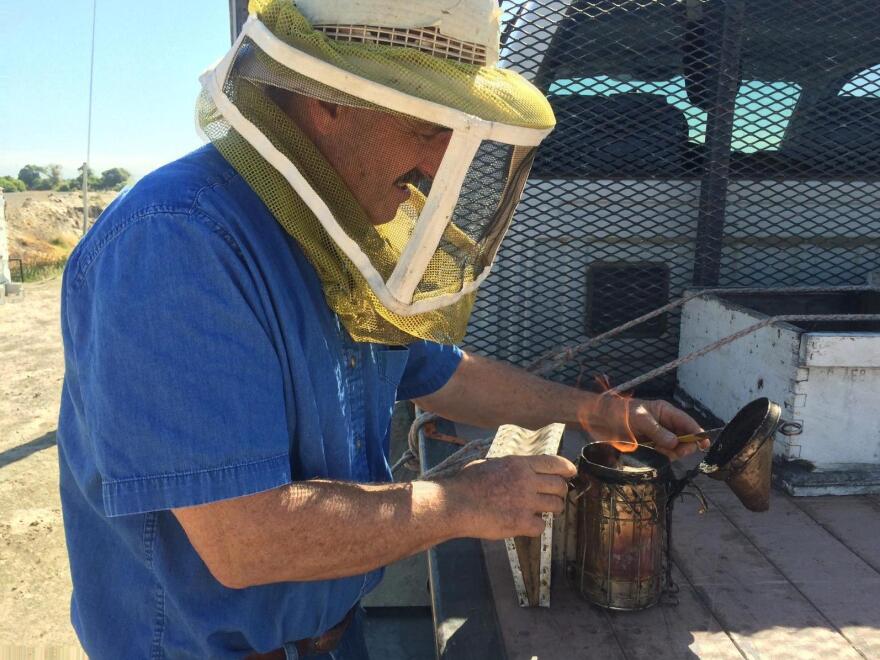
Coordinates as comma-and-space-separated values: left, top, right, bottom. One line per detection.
302, 98, 341, 136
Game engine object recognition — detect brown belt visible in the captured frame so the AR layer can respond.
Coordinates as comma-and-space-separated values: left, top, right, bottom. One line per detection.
246, 607, 356, 659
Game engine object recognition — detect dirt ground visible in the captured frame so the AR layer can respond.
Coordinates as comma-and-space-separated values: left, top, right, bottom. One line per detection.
0, 278, 81, 650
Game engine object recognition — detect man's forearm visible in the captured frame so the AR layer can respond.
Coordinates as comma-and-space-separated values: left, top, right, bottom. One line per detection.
174, 479, 459, 589
415, 351, 705, 459
415, 351, 600, 430
174, 452, 577, 590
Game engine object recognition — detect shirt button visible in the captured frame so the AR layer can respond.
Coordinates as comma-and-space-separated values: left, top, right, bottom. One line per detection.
349, 356, 357, 369
355, 438, 363, 449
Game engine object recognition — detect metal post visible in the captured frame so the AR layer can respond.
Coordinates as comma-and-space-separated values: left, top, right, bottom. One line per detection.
229, 0, 249, 43
82, 0, 97, 236
691, 0, 746, 286
0, 190, 10, 285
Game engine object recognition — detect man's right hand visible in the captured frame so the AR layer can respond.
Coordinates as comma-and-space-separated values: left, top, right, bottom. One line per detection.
439, 455, 577, 540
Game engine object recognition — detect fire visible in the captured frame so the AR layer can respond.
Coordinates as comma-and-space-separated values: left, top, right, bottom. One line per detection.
577, 374, 639, 453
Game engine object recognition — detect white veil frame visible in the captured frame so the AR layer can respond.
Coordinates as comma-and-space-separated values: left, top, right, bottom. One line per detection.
200, 16, 551, 315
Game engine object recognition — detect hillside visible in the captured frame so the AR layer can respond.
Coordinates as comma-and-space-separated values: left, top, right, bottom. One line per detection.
4, 191, 117, 267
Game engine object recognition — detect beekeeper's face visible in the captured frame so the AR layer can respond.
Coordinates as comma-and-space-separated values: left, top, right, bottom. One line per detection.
278, 93, 452, 225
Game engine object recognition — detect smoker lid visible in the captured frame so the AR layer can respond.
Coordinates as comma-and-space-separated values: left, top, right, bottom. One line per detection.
699, 397, 782, 477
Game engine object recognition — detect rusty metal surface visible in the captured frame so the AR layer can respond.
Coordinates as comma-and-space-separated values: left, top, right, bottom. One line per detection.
569, 475, 668, 611
701, 398, 781, 512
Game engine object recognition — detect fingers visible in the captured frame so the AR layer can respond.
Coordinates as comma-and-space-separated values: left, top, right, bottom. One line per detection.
637, 400, 708, 459
653, 400, 703, 436
523, 514, 547, 537
654, 442, 699, 461
526, 454, 577, 479
534, 473, 569, 498
639, 412, 679, 451
659, 403, 709, 454
533, 494, 566, 516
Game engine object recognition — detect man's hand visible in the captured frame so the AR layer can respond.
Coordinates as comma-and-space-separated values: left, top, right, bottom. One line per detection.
440, 454, 577, 539
625, 398, 707, 460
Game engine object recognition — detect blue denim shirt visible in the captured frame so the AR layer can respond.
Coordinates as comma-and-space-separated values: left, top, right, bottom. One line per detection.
57, 145, 462, 658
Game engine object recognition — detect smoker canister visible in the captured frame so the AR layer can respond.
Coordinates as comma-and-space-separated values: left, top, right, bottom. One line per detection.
565, 442, 674, 611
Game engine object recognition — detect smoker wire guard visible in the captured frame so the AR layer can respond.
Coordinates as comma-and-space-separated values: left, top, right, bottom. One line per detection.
566, 397, 785, 609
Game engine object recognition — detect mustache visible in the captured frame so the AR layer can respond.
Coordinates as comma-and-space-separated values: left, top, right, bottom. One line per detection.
394, 168, 433, 195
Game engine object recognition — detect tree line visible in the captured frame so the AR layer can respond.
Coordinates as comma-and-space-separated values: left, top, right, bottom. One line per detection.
0, 164, 131, 193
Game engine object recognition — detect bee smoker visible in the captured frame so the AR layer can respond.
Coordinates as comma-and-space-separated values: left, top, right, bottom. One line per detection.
564, 398, 783, 611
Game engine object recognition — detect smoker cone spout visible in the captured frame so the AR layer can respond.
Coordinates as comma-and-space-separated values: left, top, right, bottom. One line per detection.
709, 433, 774, 511
700, 398, 782, 512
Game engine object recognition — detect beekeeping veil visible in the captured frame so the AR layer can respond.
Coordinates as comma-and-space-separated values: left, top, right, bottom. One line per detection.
198, 0, 555, 344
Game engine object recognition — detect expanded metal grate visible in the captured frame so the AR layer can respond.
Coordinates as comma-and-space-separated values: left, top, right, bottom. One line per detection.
465, 0, 880, 393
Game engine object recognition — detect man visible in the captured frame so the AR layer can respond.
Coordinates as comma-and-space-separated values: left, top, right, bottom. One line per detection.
57, 1, 704, 657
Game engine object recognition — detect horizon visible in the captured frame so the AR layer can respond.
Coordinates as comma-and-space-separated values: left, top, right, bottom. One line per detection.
0, 1, 228, 181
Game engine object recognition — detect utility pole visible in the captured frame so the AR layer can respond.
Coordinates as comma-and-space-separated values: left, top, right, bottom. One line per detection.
82, 0, 97, 236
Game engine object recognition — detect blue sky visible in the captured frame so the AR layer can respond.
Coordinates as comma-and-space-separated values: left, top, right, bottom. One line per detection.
3, 2, 878, 179
0, 1, 229, 179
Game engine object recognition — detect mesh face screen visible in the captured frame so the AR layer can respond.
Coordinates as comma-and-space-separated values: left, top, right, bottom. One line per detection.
226, 40, 448, 281
427, 142, 538, 297
467, 0, 880, 393
205, 0, 557, 344
227, 39, 540, 303
201, 13, 556, 344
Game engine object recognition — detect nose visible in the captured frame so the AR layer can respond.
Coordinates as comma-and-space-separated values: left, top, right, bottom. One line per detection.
418, 130, 453, 179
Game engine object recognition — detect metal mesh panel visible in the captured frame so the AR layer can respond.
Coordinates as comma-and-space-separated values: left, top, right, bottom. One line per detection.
466, 0, 880, 393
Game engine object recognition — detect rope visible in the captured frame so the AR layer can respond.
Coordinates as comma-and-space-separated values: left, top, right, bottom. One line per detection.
526, 285, 878, 377
391, 411, 438, 474
393, 410, 494, 479
420, 436, 494, 480
605, 312, 880, 394
404, 286, 879, 475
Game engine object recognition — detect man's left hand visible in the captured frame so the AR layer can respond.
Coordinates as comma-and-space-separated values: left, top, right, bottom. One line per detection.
627, 399, 707, 460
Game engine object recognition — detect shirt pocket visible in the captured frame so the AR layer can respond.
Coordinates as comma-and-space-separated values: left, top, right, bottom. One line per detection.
375, 346, 410, 394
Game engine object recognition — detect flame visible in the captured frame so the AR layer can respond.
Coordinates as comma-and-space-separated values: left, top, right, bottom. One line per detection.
577, 374, 639, 453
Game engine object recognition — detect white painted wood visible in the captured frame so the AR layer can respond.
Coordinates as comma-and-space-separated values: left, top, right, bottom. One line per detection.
796, 367, 880, 464
677, 295, 802, 459
678, 293, 880, 471
0, 190, 10, 286
800, 333, 880, 368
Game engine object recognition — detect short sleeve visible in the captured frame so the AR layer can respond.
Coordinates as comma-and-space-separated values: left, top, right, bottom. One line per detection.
66, 211, 293, 516
396, 340, 463, 400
